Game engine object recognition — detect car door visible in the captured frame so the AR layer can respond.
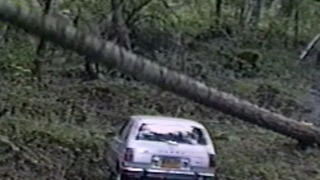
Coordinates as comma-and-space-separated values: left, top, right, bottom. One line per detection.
108, 119, 133, 169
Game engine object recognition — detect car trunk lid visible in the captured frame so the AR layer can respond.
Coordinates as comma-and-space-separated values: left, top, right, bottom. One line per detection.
132, 141, 209, 167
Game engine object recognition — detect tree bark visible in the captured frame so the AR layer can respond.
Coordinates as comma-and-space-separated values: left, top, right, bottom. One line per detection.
110, 0, 131, 51
32, 0, 53, 82
0, 0, 320, 145
249, 0, 263, 26
293, 0, 300, 48
215, 0, 222, 26
0, 24, 9, 47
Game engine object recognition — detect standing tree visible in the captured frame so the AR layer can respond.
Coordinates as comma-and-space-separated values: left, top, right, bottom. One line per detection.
215, 0, 222, 26
32, 0, 53, 82
110, 0, 131, 50
249, 0, 263, 27
293, 0, 300, 47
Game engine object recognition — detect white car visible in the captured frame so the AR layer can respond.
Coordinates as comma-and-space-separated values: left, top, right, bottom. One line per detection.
106, 115, 217, 180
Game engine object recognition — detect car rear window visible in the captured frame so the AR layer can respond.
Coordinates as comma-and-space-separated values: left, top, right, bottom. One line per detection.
135, 123, 207, 145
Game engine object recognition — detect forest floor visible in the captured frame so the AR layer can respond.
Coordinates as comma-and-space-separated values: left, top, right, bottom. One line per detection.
0, 12, 320, 178
1, 62, 320, 180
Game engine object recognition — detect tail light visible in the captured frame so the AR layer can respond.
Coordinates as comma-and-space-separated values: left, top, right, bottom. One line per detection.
208, 154, 216, 167
181, 158, 190, 168
124, 148, 134, 162
151, 156, 160, 167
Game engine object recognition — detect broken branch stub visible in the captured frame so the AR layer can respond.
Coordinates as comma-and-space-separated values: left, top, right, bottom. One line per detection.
0, 0, 320, 145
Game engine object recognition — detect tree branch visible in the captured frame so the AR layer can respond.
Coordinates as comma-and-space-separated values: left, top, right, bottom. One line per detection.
125, 0, 154, 25
299, 33, 320, 61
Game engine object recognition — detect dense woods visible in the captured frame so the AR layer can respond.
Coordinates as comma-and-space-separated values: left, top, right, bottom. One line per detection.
0, 0, 320, 179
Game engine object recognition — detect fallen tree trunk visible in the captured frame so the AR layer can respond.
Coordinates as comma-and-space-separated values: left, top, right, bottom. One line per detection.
0, 0, 320, 145
299, 33, 320, 61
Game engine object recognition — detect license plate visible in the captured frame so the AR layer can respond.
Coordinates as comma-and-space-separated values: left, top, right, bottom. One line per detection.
161, 158, 180, 168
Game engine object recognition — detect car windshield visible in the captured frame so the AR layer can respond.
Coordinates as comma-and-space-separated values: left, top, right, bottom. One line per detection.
135, 123, 207, 145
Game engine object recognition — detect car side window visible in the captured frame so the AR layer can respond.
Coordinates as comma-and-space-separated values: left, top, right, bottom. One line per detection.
119, 120, 133, 141
118, 120, 130, 137
122, 129, 130, 141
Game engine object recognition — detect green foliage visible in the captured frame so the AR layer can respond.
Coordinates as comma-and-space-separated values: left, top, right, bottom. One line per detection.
224, 49, 262, 78
61, 0, 107, 17
1, 0, 320, 179
0, 31, 34, 77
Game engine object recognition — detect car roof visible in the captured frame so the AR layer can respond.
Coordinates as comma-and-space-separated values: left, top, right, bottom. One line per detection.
130, 115, 205, 128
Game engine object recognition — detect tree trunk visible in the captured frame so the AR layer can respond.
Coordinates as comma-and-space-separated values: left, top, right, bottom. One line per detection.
293, 0, 299, 48
249, 0, 263, 26
238, 1, 246, 26
215, 0, 222, 26
32, 0, 53, 82
110, 0, 131, 51
0, 0, 320, 145
281, 0, 294, 47
0, 24, 9, 47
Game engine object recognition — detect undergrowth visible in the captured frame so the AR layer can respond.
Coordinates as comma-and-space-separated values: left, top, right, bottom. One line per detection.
1, 71, 320, 179
1, 0, 320, 179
